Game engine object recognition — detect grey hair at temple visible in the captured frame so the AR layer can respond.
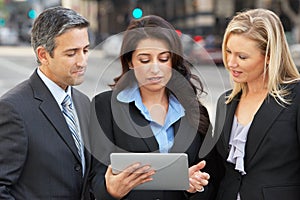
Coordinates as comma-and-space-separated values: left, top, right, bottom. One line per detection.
31, 6, 89, 65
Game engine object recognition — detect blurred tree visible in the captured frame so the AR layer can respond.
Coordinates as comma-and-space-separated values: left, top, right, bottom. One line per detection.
0, 0, 9, 20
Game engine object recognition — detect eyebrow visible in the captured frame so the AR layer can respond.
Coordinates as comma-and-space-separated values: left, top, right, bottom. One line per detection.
137, 51, 171, 56
63, 44, 90, 53
160, 51, 171, 55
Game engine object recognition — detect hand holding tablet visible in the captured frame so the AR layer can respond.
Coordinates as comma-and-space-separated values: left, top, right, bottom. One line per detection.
110, 153, 189, 190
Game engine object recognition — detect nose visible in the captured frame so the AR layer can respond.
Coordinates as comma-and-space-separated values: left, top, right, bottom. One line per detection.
150, 60, 160, 74
76, 51, 88, 67
227, 55, 238, 68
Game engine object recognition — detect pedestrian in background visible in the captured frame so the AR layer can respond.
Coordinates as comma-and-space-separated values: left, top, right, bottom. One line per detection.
0, 6, 92, 199
88, 15, 218, 200
214, 8, 300, 200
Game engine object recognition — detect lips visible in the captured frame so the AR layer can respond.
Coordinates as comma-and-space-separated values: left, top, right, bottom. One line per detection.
147, 76, 163, 83
73, 68, 86, 76
148, 77, 161, 81
231, 70, 242, 77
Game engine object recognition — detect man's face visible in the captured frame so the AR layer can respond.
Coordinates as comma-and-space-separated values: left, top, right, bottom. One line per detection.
40, 27, 90, 90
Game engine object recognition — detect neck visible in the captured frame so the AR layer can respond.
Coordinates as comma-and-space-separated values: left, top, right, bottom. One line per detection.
140, 89, 168, 105
246, 76, 268, 95
139, 88, 169, 126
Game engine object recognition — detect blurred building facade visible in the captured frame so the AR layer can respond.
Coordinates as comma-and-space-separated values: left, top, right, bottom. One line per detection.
0, 0, 61, 44
60, 0, 298, 45
0, 0, 298, 45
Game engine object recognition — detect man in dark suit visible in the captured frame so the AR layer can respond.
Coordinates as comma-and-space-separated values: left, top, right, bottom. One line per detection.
0, 6, 92, 199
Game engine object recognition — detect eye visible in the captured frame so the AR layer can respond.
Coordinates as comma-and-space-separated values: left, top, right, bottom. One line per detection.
138, 55, 150, 64
159, 52, 171, 62
66, 50, 76, 57
83, 48, 89, 54
140, 58, 150, 64
225, 49, 231, 54
66, 52, 76, 57
239, 55, 247, 60
159, 56, 170, 63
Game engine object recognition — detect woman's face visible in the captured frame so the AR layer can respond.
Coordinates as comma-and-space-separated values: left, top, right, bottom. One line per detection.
225, 34, 267, 87
131, 38, 172, 93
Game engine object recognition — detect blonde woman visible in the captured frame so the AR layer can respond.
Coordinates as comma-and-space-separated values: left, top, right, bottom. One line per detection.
214, 8, 300, 200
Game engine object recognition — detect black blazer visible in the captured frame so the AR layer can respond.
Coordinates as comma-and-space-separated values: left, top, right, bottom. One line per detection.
214, 83, 300, 200
0, 70, 92, 200
89, 90, 213, 200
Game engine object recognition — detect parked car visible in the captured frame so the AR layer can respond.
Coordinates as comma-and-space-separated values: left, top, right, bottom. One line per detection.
187, 42, 223, 66
179, 33, 223, 66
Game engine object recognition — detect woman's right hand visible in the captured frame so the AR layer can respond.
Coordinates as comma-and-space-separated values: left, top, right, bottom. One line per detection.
105, 163, 156, 199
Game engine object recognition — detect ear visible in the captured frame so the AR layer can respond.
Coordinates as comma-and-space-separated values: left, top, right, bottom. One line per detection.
37, 46, 49, 65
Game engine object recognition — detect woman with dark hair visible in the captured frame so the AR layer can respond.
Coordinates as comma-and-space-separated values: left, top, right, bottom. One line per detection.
90, 15, 213, 200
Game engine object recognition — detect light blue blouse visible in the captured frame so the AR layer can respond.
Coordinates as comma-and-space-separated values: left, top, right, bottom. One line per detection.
117, 83, 185, 153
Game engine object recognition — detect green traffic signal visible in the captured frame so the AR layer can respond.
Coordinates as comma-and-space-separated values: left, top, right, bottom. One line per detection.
0, 18, 5, 27
28, 9, 37, 19
132, 8, 143, 19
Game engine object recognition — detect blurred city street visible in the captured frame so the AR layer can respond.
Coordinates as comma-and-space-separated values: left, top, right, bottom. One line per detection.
0, 1, 299, 199
0, 45, 230, 125
0, 0, 298, 126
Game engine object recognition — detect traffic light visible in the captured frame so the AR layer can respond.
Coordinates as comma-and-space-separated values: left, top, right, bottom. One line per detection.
132, 7, 143, 19
28, 9, 37, 19
0, 18, 5, 27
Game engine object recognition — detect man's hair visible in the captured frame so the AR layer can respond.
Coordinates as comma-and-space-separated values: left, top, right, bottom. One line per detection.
31, 6, 90, 64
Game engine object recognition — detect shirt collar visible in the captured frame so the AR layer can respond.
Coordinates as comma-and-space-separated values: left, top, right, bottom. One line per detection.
117, 82, 185, 122
37, 67, 72, 108
116, 82, 139, 103
167, 94, 185, 124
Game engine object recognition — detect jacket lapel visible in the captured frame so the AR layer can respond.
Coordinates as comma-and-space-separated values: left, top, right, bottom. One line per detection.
111, 91, 159, 152
72, 89, 91, 166
29, 71, 82, 162
132, 113, 159, 152
245, 96, 284, 166
72, 90, 92, 195
220, 94, 240, 155
171, 117, 198, 153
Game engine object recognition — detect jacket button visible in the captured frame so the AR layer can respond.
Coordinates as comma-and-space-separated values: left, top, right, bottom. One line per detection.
74, 165, 81, 171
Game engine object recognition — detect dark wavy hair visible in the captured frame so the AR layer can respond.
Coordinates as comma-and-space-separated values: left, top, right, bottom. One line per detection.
111, 15, 210, 135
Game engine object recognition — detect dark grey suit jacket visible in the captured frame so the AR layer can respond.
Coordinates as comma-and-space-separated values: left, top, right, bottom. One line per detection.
214, 83, 300, 200
0, 70, 92, 199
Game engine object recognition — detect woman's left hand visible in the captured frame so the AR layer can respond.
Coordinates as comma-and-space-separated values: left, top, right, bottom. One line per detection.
186, 160, 210, 193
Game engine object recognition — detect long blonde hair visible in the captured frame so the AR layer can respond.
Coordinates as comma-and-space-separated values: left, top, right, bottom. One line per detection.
222, 8, 300, 105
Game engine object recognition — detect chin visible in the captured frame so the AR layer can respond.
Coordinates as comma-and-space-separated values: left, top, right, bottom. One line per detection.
72, 79, 84, 86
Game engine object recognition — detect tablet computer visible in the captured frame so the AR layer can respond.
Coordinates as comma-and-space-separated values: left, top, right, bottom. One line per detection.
110, 152, 189, 190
